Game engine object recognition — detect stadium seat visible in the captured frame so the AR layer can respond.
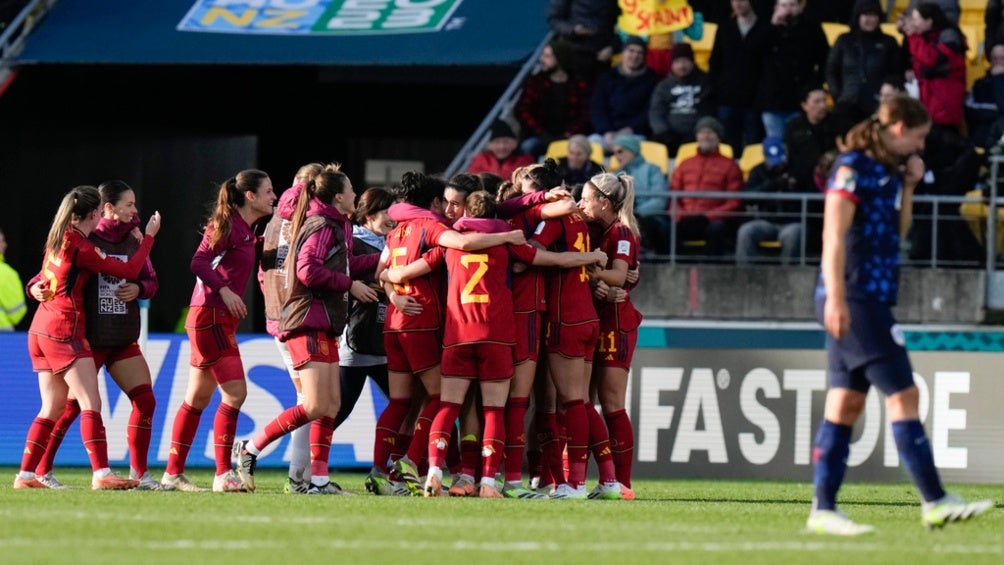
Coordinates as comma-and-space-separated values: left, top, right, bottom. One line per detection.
738, 143, 764, 181
684, 21, 717, 71
880, 23, 903, 45
822, 22, 850, 46
545, 139, 604, 165
674, 141, 733, 164
609, 140, 670, 174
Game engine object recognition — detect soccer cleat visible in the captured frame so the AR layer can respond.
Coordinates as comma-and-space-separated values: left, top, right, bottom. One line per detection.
212, 470, 246, 493
502, 483, 548, 499
448, 475, 477, 497
92, 471, 140, 491
131, 471, 173, 491
533, 482, 556, 496
588, 481, 624, 500
479, 483, 504, 498
161, 472, 206, 492
922, 494, 994, 530
13, 475, 49, 489
284, 477, 309, 495
233, 439, 257, 492
36, 472, 70, 490
805, 509, 875, 536
365, 468, 410, 496
620, 485, 635, 501
391, 456, 421, 496
549, 483, 588, 500
307, 480, 354, 495
424, 474, 443, 498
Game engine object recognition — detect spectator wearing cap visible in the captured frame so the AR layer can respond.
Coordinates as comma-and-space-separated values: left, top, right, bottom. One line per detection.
556, 134, 605, 186
589, 35, 661, 154
709, 0, 769, 155
648, 42, 715, 156
467, 119, 536, 181
514, 38, 594, 159
755, 0, 829, 139
659, 116, 743, 257
734, 136, 808, 264
825, 0, 903, 136
610, 134, 669, 254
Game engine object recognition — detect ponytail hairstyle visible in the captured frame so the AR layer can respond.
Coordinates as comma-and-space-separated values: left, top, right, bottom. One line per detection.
45, 185, 101, 256
588, 173, 640, 236
97, 180, 134, 210
527, 158, 564, 191
495, 180, 520, 203
291, 163, 347, 242
839, 94, 930, 170
206, 169, 269, 248
293, 162, 324, 187
464, 190, 498, 219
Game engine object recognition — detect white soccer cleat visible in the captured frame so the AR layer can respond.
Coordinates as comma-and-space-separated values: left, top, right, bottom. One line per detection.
805, 509, 875, 536
549, 483, 588, 500
161, 472, 206, 492
922, 493, 994, 530
36, 472, 70, 490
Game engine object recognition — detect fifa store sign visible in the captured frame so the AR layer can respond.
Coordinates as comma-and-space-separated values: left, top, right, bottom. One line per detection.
629, 348, 1001, 484
177, 0, 464, 34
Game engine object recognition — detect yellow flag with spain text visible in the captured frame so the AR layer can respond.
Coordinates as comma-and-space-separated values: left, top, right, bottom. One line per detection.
618, 0, 694, 35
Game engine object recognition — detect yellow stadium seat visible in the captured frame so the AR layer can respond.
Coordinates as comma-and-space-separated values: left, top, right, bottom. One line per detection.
683, 21, 717, 71
738, 143, 764, 181
545, 139, 604, 165
880, 22, 903, 45
959, 22, 984, 63
822, 22, 850, 46
609, 140, 670, 174
674, 141, 733, 164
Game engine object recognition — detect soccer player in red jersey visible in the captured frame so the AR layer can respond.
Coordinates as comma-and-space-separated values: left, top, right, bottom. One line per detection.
16, 185, 160, 490
366, 172, 524, 496
162, 170, 275, 493
29, 180, 168, 490
579, 173, 643, 500
234, 165, 378, 495
381, 190, 605, 498
530, 166, 623, 500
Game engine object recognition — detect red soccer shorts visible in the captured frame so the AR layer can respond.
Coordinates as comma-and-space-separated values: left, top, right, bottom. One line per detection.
513, 311, 541, 365
186, 306, 240, 368
28, 333, 91, 374
593, 326, 638, 370
545, 320, 599, 361
384, 330, 442, 374
441, 342, 515, 381
285, 330, 340, 369
92, 343, 144, 370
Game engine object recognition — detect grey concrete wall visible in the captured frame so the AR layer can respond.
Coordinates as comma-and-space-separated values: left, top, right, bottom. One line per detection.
632, 265, 986, 324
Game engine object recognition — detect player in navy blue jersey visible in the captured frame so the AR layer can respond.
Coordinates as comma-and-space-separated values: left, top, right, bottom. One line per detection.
807, 95, 993, 535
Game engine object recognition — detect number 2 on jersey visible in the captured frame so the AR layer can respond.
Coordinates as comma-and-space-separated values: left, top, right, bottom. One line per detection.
460, 254, 489, 304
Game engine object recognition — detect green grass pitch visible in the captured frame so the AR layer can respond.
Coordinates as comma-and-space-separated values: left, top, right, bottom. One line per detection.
1, 467, 1000, 564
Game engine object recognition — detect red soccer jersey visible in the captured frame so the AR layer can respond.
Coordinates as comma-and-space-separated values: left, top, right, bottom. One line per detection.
29, 229, 154, 341
506, 203, 546, 313
427, 242, 537, 347
382, 217, 451, 332
595, 221, 643, 332
531, 212, 597, 326
189, 215, 259, 308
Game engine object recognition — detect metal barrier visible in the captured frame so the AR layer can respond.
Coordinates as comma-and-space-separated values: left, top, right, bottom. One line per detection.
634, 189, 988, 268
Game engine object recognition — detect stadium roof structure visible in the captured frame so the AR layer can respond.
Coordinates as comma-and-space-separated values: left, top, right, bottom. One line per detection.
15, 0, 549, 67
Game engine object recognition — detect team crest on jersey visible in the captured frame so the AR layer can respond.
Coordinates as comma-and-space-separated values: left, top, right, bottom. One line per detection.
832, 166, 857, 193
617, 240, 631, 256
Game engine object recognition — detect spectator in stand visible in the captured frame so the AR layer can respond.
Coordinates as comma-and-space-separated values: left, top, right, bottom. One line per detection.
589, 36, 661, 154
735, 136, 807, 265
826, 0, 904, 136
878, 73, 907, 107
902, 2, 967, 133
785, 86, 839, 194
468, 119, 535, 182
966, 42, 1004, 148
908, 0, 960, 24
710, 0, 769, 155
988, 0, 1004, 47
0, 227, 26, 331
557, 134, 605, 186
664, 117, 743, 257
547, 0, 620, 80
610, 134, 669, 255
649, 43, 714, 156
514, 38, 593, 159
755, 0, 829, 139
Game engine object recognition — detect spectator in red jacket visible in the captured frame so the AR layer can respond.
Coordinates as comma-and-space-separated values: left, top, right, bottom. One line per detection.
468, 120, 536, 181
903, 2, 967, 129
665, 117, 743, 257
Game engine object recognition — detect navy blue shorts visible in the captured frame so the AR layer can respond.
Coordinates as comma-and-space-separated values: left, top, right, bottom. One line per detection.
815, 297, 915, 396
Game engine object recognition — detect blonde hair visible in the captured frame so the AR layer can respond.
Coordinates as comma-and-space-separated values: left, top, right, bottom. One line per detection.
45, 185, 101, 256
588, 173, 640, 237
